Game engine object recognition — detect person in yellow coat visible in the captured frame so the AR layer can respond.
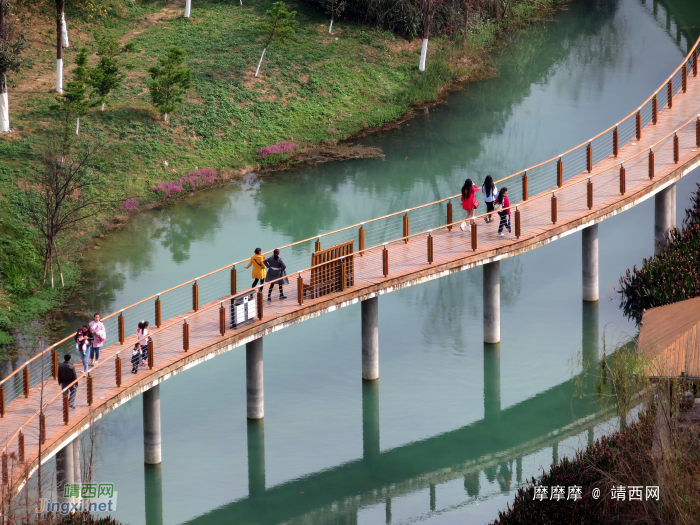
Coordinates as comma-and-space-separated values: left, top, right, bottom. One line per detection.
245, 248, 267, 290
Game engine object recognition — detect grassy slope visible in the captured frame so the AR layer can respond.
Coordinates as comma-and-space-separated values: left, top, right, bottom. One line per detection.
0, 0, 562, 349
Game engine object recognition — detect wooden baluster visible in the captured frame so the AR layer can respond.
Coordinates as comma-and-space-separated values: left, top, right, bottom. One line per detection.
522, 172, 528, 201
18, 431, 24, 463
586, 143, 592, 173
620, 164, 626, 195
219, 302, 226, 336
403, 212, 409, 243
382, 246, 389, 277
551, 192, 557, 224
183, 318, 190, 351
192, 280, 199, 312
257, 291, 264, 320
40, 414, 46, 444
556, 157, 563, 187
668, 80, 673, 108
63, 391, 69, 424
0, 385, 4, 418
636, 110, 642, 140
155, 296, 162, 328
340, 258, 347, 291
23, 366, 29, 398
682, 65, 687, 93
471, 222, 477, 251
315, 238, 321, 252
115, 354, 122, 387
118, 311, 125, 344
297, 274, 304, 305
515, 208, 521, 239
587, 178, 593, 210
87, 373, 93, 406
427, 232, 433, 264
697, 117, 700, 147
674, 132, 679, 163
694, 49, 698, 77
231, 266, 237, 295
1, 452, 6, 484
613, 127, 619, 157
649, 149, 655, 179
359, 225, 365, 254
446, 201, 453, 231
52, 348, 58, 379
652, 96, 658, 124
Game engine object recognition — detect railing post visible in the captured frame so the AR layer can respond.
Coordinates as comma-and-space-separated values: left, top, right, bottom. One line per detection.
145, 338, 153, 369
257, 291, 263, 320
649, 149, 655, 179
667, 80, 673, 108
674, 132, 679, 163
1, 453, 6, 484
586, 142, 592, 173
155, 296, 162, 328
551, 192, 557, 224
315, 238, 321, 252
0, 385, 4, 418
515, 207, 521, 239
403, 212, 409, 243
620, 164, 626, 195
613, 126, 619, 157
522, 172, 528, 201
192, 280, 199, 312
18, 431, 24, 463
359, 224, 365, 253
694, 49, 698, 77
297, 274, 304, 305
23, 366, 29, 398
40, 414, 46, 444
231, 266, 237, 295
446, 201, 453, 231
556, 157, 563, 187
115, 353, 122, 387
652, 95, 658, 124
682, 65, 687, 93
587, 177, 593, 210
52, 348, 58, 379
340, 257, 347, 291
697, 117, 700, 147
427, 232, 433, 264
382, 245, 389, 277
636, 110, 642, 140
219, 302, 226, 336
63, 391, 69, 424
183, 318, 189, 351
471, 222, 477, 251
87, 373, 93, 406
118, 310, 125, 344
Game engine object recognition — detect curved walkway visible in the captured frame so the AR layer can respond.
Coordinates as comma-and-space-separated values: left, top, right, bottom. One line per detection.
2, 40, 700, 498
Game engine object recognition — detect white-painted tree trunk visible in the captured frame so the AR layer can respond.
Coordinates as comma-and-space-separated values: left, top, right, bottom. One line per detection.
61, 11, 69, 48
101, 102, 105, 111
419, 38, 429, 72
56, 59, 63, 93
164, 112, 168, 122
184, 0, 191, 18
0, 76, 9, 133
329, 19, 333, 34
255, 47, 266, 78
75, 117, 80, 135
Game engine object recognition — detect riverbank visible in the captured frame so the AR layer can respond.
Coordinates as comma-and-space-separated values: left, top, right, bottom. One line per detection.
0, 0, 566, 351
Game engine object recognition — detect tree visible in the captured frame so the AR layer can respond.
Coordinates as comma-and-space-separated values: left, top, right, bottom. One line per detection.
418, 0, 441, 72
321, 0, 345, 34
89, 34, 134, 111
146, 46, 192, 122
55, 0, 64, 92
0, 0, 27, 132
252, 1, 297, 78
57, 46, 90, 134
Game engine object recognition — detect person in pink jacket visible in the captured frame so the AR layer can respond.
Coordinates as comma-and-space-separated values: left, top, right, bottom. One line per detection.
460, 178, 481, 230
88, 313, 106, 366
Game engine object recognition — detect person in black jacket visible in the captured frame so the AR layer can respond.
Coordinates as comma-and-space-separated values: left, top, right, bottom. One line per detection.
264, 249, 289, 301
58, 354, 78, 409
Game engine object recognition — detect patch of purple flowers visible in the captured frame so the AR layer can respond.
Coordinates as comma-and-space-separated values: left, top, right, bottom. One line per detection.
121, 198, 139, 213
150, 169, 218, 197
257, 141, 299, 158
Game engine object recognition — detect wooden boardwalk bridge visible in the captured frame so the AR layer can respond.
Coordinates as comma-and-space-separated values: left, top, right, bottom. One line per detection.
2, 38, 700, 503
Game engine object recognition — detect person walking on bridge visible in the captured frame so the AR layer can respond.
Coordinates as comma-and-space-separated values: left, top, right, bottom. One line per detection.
58, 354, 78, 409
88, 313, 106, 367
246, 248, 267, 291
264, 249, 288, 301
482, 175, 498, 224
460, 178, 481, 231
495, 187, 511, 236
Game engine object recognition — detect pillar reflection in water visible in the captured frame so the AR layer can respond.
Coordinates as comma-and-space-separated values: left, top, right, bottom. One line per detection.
247, 419, 266, 500
362, 380, 380, 463
582, 301, 599, 372
144, 464, 163, 525
484, 343, 501, 421
463, 471, 479, 498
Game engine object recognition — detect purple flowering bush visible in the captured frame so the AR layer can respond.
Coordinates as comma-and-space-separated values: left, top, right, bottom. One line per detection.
121, 198, 139, 213
257, 142, 299, 158
150, 169, 218, 198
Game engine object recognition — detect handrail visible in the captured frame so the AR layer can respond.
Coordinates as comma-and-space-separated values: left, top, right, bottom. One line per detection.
1, 37, 698, 403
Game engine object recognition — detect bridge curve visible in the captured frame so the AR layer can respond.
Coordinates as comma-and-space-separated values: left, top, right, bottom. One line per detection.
1, 38, 700, 500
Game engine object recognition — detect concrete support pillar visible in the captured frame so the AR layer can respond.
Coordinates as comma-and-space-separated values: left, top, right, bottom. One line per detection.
464, 472, 479, 497
429, 484, 436, 511
246, 338, 264, 420
588, 428, 595, 449
483, 343, 501, 420
483, 262, 500, 343
246, 419, 266, 499
361, 297, 379, 380
72, 439, 81, 486
582, 301, 599, 368
582, 224, 599, 302
385, 497, 392, 524
56, 443, 74, 503
552, 442, 559, 466
654, 183, 676, 254
362, 380, 380, 463
143, 385, 162, 465
516, 457, 522, 484
144, 464, 163, 525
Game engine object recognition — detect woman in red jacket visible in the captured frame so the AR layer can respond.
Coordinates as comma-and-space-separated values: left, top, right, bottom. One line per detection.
460, 178, 481, 230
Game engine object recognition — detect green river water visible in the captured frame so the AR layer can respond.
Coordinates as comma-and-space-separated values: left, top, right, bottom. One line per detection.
43, 0, 700, 523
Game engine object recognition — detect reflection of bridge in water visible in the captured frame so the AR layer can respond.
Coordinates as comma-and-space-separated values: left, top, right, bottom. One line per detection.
142, 305, 605, 525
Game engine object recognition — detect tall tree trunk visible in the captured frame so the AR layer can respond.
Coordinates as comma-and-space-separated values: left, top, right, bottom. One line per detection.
53, 239, 65, 288
0, 74, 9, 133
184, 0, 191, 18
56, 0, 64, 93
255, 47, 266, 77
419, 36, 429, 72
61, 10, 69, 48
